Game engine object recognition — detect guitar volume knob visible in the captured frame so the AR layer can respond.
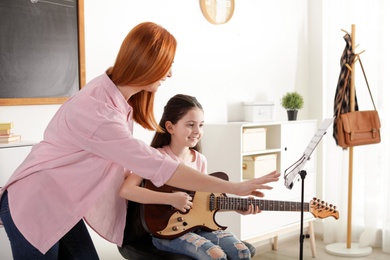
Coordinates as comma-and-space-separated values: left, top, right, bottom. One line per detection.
172, 226, 178, 231
177, 217, 183, 222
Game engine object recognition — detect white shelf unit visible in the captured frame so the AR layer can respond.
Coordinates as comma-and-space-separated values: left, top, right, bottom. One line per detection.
0, 141, 35, 187
202, 120, 318, 241
0, 141, 35, 260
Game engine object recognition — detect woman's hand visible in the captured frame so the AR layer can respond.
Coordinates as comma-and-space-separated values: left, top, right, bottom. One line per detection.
167, 165, 280, 197
234, 171, 280, 197
170, 192, 193, 213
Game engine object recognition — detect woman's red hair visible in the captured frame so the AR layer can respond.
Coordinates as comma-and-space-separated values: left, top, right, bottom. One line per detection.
106, 22, 177, 131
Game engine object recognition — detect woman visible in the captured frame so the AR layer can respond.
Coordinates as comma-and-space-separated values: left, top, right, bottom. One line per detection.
0, 22, 279, 259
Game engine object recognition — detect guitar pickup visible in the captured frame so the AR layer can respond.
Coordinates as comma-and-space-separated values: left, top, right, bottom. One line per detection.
209, 193, 215, 211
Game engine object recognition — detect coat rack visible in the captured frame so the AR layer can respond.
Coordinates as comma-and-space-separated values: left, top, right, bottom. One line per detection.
325, 24, 372, 257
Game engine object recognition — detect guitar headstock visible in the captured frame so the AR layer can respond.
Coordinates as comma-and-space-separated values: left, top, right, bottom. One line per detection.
310, 197, 339, 220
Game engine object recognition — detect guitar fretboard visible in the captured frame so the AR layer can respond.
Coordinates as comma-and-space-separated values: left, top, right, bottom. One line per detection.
210, 194, 309, 212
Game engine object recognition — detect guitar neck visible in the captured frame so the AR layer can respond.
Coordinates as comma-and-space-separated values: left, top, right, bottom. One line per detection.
212, 195, 310, 212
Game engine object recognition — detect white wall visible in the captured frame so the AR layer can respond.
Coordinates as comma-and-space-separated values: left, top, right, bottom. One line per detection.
0, 0, 313, 144
86, 0, 310, 125
0, 1, 319, 259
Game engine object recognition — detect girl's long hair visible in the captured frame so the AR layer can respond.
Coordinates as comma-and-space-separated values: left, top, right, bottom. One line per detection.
151, 94, 203, 152
106, 22, 177, 131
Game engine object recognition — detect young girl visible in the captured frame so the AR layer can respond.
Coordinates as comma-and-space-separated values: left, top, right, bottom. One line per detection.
120, 94, 261, 260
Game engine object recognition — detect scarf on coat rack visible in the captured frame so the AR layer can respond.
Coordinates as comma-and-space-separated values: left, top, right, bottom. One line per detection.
332, 33, 359, 146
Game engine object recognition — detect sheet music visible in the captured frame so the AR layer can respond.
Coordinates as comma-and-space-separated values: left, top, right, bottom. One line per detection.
284, 118, 334, 189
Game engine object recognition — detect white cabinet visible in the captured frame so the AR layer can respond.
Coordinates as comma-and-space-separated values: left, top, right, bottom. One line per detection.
202, 120, 317, 241
0, 141, 35, 187
0, 141, 35, 260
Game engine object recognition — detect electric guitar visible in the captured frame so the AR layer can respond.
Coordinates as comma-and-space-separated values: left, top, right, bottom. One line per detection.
141, 172, 339, 239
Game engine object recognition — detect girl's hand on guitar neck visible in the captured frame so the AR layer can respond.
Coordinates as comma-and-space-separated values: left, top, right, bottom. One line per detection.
237, 201, 261, 215
235, 171, 280, 197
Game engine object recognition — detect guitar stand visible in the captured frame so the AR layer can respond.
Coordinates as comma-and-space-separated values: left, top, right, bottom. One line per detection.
298, 170, 307, 260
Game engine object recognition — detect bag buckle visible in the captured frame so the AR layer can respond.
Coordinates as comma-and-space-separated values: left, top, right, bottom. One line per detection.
372, 128, 377, 138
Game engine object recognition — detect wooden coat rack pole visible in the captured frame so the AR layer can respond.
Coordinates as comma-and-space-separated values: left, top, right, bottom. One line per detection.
326, 24, 372, 257
347, 24, 356, 249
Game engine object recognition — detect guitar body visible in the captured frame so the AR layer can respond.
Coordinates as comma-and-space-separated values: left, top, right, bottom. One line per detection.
141, 172, 229, 239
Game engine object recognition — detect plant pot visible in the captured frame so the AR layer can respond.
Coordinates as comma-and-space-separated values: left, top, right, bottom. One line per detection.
287, 110, 298, 121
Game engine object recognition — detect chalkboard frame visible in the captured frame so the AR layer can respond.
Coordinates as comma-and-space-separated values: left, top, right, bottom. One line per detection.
0, 0, 85, 106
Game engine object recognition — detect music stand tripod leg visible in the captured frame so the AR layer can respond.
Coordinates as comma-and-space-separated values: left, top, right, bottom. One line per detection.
299, 170, 307, 260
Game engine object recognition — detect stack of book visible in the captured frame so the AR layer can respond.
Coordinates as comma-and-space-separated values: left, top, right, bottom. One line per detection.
0, 122, 21, 143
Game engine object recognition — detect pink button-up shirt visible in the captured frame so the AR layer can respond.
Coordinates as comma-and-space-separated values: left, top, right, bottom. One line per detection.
0, 74, 179, 254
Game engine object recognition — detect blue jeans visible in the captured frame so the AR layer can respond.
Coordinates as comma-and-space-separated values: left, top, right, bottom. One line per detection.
0, 190, 99, 260
152, 229, 252, 260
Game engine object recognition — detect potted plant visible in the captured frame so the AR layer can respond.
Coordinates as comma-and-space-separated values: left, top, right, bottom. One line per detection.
281, 91, 304, 121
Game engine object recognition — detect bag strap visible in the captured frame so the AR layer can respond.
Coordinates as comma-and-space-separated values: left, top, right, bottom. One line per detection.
336, 56, 377, 117
357, 56, 377, 110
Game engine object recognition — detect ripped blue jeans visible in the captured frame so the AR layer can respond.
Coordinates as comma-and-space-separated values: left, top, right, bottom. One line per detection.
152, 229, 251, 260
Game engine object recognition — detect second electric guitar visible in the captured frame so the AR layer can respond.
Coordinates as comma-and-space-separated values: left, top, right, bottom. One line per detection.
141, 172, 339, 239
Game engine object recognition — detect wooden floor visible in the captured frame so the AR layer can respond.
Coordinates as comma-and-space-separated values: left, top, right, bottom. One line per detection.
253, 237, 389, 260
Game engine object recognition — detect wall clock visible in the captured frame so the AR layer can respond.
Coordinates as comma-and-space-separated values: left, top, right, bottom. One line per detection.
199, 0, 235, 25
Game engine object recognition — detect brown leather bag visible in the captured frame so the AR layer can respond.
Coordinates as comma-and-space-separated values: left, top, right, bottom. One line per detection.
336, 58, 381, 149
337, 110, 381, 148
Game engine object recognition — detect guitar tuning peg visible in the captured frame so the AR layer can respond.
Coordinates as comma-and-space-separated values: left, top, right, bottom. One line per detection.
330, 204, 333, 207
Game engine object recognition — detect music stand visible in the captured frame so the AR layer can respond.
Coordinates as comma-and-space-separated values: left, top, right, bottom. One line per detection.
283, 118, 334, 260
